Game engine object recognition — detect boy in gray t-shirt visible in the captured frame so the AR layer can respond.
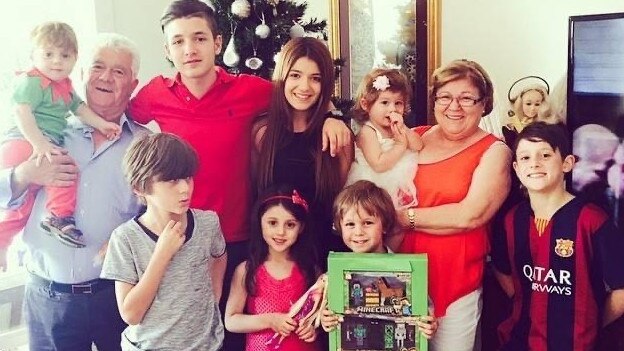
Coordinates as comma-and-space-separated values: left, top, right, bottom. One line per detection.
101, 133, 227, 351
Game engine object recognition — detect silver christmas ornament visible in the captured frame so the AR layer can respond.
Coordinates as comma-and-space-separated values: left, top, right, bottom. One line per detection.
289, 22, 305, 38
231, 0, 251, 18
223, 36, 240, 67
245, 57, 263, 70
255, 23, 270, 39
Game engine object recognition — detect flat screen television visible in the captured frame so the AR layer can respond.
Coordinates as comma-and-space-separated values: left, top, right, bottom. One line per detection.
567, 12, 624, 228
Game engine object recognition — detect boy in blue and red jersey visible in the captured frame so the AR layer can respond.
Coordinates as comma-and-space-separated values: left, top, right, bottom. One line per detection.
491, 122, 624, 351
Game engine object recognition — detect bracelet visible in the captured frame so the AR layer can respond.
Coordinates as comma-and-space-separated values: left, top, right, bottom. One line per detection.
324, 109, 344, 121
407, 207, 416, 230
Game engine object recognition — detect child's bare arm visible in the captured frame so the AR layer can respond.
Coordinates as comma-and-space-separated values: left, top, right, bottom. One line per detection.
15, 104, 62, 164
603, 288, 624, 326
114, 220, 185, 325
321, 110, 352, 158
406, 129, 424, 152
358, 126, 407, 173
337, 138, 354, 186
75, 104, 121, 140
493, 268, 515, 298
224, 262, 297, 335
387, 112, 423, 152
211, 252, 227, 302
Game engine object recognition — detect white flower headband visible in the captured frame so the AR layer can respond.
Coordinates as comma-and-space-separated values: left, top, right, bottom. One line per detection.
372, 75, 391, 91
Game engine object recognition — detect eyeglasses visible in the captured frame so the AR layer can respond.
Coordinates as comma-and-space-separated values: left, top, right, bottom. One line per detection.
434, 94, 483, 107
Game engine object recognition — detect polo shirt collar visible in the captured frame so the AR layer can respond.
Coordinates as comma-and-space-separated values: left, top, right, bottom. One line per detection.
164, 66, 235, 89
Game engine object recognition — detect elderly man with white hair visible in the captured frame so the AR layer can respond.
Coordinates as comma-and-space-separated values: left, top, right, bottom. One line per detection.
0, 33, 148, 351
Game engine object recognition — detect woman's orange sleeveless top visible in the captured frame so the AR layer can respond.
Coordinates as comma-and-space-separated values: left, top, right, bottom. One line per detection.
399, 126, 499, 317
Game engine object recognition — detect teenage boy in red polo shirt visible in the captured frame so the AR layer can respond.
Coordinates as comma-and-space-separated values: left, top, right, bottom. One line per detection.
128, 1, 350, 349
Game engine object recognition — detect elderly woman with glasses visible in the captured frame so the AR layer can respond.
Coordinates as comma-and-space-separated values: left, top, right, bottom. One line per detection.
392, 59, 512, 351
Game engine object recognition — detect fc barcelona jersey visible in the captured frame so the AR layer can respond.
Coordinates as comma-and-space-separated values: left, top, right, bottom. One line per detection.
492, 197, 624, 351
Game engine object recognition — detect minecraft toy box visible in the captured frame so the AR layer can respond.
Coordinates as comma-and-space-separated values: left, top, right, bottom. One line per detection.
327, 252, 428, 351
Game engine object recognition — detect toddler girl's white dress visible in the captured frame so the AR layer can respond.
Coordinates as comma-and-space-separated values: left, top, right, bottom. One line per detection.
346, 122, 418, 209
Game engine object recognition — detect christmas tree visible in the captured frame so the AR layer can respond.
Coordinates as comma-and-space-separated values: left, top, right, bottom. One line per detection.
212, 0, 328, 79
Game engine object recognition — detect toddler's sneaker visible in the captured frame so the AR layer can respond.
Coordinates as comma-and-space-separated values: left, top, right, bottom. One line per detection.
41, 215, 85, 248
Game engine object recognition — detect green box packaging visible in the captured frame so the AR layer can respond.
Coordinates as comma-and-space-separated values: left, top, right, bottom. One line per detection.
327, 252, 428, 351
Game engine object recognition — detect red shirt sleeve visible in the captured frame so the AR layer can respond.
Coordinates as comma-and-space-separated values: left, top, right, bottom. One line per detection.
127, 79, 155, 125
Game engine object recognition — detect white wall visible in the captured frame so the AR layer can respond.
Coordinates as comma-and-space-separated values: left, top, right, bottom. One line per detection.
100, 0, 175, 86
1, 0, 98, 63
440, 0, 624, 129
0, 0, 100, 130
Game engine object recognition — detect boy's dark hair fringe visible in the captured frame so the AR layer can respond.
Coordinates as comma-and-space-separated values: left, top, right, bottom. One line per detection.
123, 133, 199, 202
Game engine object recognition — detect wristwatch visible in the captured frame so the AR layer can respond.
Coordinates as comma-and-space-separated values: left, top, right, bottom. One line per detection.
407, 207, 416, 230
324, 109, 344, 120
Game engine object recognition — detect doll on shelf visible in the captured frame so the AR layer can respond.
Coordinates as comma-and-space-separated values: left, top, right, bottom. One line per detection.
503, 76, 557, 145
